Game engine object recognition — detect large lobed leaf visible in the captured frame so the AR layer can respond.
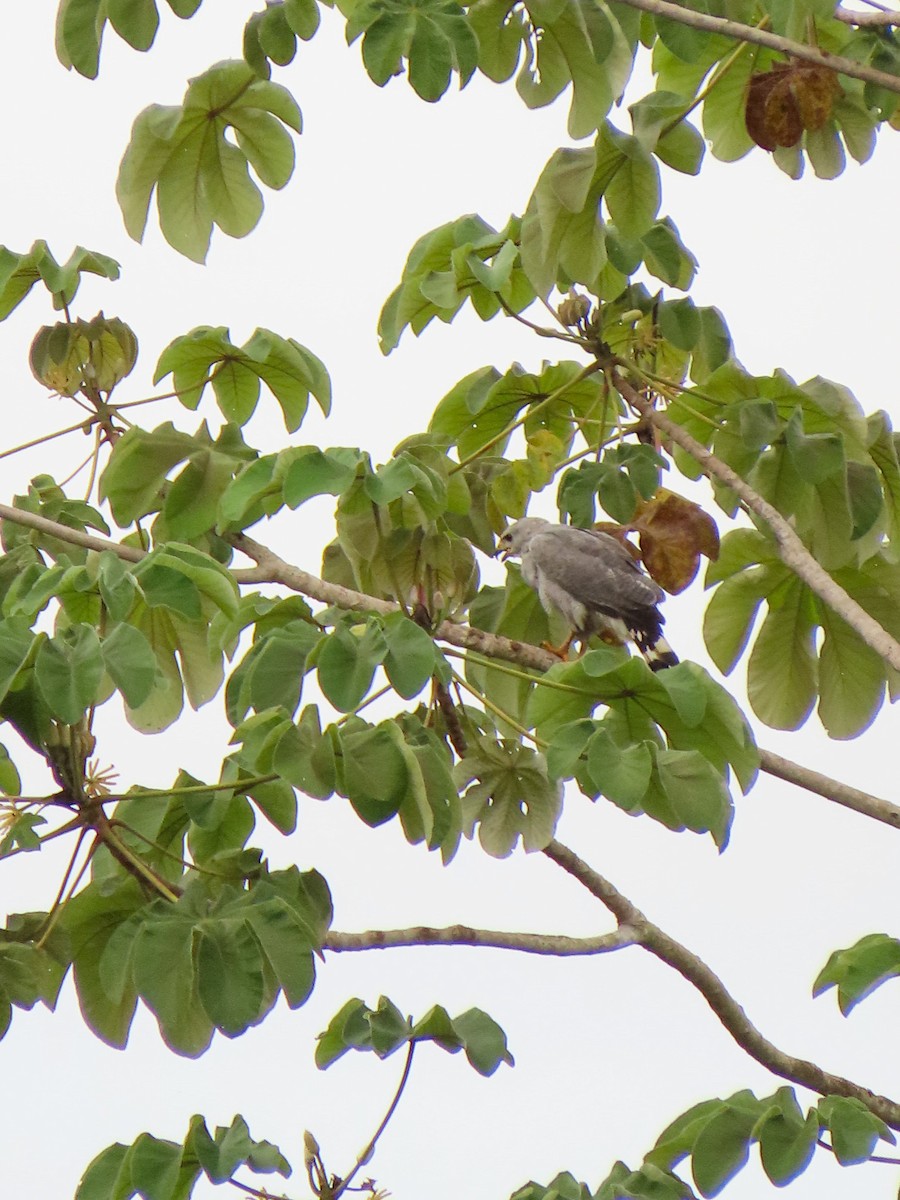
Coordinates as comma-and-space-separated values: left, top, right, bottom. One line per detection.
117, 61, 302, 262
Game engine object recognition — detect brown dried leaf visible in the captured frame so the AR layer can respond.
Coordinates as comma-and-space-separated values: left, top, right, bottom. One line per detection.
746, 66, 803, 151
630, 489, 720, 594
746, 63, 841, 152
790, 65, 841, 132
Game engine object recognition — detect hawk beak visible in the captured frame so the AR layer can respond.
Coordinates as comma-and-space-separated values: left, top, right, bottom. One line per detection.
494, 544, 509, 561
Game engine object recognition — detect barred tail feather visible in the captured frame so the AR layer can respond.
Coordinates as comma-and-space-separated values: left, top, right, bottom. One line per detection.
640, 635, 679, 672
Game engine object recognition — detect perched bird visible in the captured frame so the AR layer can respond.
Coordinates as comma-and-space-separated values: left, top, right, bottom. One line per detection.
495, 517, 678, 671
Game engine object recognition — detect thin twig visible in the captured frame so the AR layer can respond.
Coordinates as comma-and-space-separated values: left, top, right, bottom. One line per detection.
225, 1179, 273, 1200
542, 838, 900, 1128
817, 1136, 900, 1163
0, 418, 93, 461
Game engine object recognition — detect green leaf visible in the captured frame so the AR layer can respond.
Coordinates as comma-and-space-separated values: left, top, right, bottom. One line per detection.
0, 241, 120, 317
452, 1007, 514, 1075
806, 122, 846, 180
317, 620, 387, 711
586, 728, 652, 808
75, 1144, 131, 1200
604, 134, 661, 241
455, 737, 563, 857
746, 579, 817, 730
702, 567, 775, 675
691, 1100, 758, 1196
270, 706, 336, 800
816, 605, 885, 738
137, 564, 202, 620
101, 622, 159, 709
315, 997, 373, 1067
382, 613, 440, 699
246, 898, 315, 1007
758, 1095, 819, 1186
196, 917, 266, 1035
129, 1134, 183, 1200
35, 625, 104, 724
0, 619, 36, 706
515, 0, 634, 139
813, 933, 900, 1014
817, 1095, 894, 1165
154, 327, 329, 430
117, 63, 302, 262
108, 0, 160, 51
100, 422, 200, 525
62, 881, 145, 1048
133, 912, 214, 1056
282, 447, 360, 507
338, 722, 411, 825
702, 48, 756, 161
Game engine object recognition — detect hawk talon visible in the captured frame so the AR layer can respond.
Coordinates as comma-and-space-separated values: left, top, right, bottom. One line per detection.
541, 637, 574, 659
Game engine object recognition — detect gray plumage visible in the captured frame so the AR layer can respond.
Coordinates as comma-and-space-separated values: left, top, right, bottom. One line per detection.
495, 517, 678, 670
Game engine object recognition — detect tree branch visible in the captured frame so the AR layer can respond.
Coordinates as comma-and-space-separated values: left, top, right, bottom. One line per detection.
614, 373, 900, 674
759, 748, 900, 828
611, 0, 900, 92
324, 925, 637, 956
835, 4, 900, 24
0, 502, 264, 583
2, 504, 896, 834
232, 532, 900, 831
542, 838, 900, 1128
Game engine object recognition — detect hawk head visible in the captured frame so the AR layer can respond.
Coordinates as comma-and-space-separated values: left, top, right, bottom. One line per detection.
494, 517, 550, 561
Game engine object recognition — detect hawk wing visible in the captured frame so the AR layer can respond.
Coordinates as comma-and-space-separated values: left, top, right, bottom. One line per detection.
527, 525, 663, 623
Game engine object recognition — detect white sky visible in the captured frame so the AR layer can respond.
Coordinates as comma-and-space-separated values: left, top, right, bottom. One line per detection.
2, 6, 900, 1200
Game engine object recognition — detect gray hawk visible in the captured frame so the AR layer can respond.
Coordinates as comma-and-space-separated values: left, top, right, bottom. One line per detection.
495, 517, 678, 671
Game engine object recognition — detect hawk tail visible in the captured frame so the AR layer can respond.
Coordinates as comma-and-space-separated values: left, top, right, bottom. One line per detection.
636, 632, 678, 672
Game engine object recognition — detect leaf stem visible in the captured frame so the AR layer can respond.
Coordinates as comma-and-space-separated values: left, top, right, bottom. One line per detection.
449, 360, 602, 474
449, 666, 546, 747
333, 1039, 417, 1200
658, 21, 769, 140
0, 418, 93, 461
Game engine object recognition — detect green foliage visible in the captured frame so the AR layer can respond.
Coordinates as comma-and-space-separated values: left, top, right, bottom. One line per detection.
117, 61, 303, 262
532, 653, 756, 845
814, 933, 900, 1014
345, 0, 479, 102
455, 736, 563, 856
10, 6, 900, 1199
379, 214, 535, 352
154, 326, 331, 431
633, 1087, 894, 1196
0, 241, 119, 319
59, 868, 329, 1053
316, 995, 513, 1074
56, 0, 206, 78
243, 0, 322, 76
76, 1114, 289, 1200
